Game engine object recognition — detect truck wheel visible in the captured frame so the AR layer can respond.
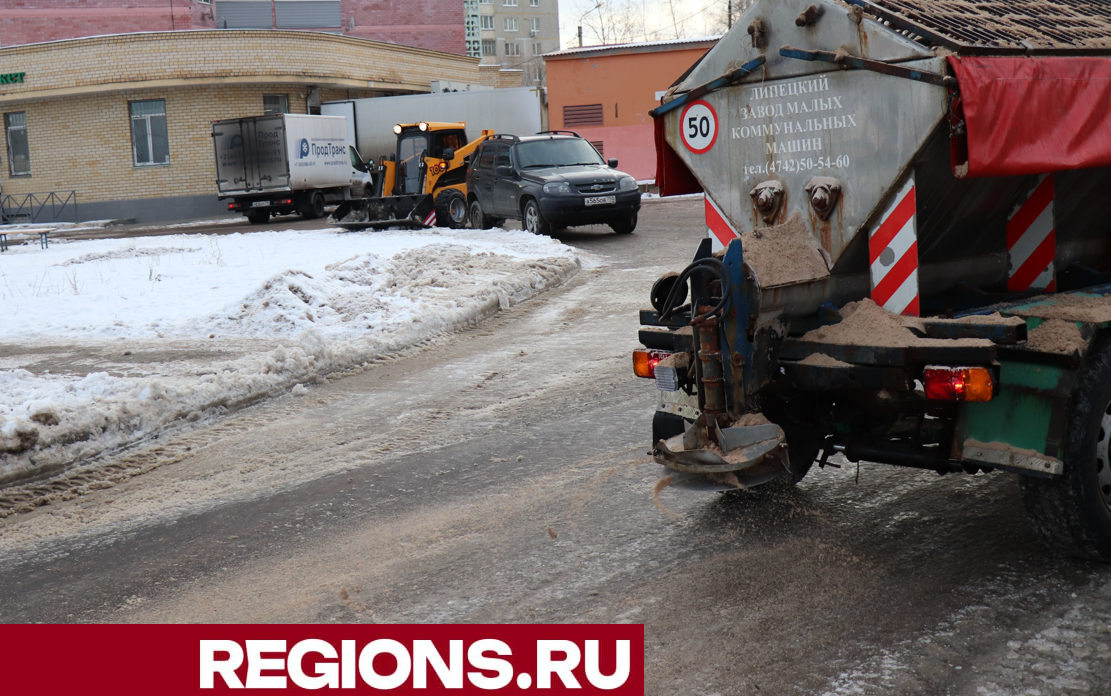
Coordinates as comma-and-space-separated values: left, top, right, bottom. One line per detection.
246, 210, 269, 225
301, 192, 325, 220
468, 199, 491, 229
1021, 337, 1111, 561
523, 199, 551, 236
435, 189, 468, 229
610, 212, 637, 235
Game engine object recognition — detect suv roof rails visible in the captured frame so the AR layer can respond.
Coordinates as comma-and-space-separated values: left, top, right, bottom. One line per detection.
488, 134, 521, 142
535, 130, 581, 138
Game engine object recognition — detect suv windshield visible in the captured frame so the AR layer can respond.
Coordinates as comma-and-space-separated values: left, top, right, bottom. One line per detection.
515, 139, 605, 169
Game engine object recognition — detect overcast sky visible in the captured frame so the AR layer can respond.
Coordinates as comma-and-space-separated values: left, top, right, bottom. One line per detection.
555, 0, 731, 50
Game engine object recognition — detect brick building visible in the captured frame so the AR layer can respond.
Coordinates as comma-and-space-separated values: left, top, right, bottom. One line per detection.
0, 0, 217, 46
0, 30, 518, 222
0, 0, 467, 56
544, 37, 719, 181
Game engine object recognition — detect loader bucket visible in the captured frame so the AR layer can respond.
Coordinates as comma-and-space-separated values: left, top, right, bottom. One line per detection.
330, 194, 436, 231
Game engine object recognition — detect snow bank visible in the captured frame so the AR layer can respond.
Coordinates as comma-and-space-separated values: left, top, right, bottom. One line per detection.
0, 227, 579, 484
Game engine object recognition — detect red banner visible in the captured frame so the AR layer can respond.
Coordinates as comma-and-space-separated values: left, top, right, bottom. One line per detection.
948, 56, 1111, 178
0, 624, 643, 694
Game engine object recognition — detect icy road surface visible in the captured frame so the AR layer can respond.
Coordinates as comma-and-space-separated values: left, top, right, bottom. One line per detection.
1, 200, 1110, 695
0, 227, 578, 483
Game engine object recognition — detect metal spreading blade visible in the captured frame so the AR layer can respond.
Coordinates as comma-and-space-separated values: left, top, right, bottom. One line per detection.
654, 415, 785, 474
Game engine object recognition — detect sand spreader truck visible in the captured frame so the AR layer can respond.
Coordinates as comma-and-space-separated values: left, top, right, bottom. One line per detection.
639, 0, 1111, 560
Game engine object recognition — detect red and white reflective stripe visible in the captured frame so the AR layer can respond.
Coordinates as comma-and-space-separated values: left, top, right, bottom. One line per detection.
705, 195, 739, 251
1007, 174, 1056, 292
423, 210, 437, 226
869, 176, 920, 316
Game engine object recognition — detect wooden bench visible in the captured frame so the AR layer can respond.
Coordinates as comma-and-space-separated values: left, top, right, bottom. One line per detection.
0, 229, 49, 252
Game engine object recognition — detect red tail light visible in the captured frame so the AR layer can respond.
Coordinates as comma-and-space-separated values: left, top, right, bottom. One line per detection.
924, 366, 993, 402
633, 349, 669, 378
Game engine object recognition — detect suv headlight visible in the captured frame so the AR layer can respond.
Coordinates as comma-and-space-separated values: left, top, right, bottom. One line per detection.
543, 182, 573, 195
618, 176, 638, 192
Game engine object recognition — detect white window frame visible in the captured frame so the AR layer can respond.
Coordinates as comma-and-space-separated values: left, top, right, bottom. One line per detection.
529, 17, 540, 31
532, 42, 543, 54
5, 112, 30, 177
530, 0, 539, 5
482, 39, 497, 56
505, 41, 521, 56
503, 0, 518, 5
504, 17, 519, 31
263, 94, 289, 114
480, 0, 492, 3
129, 99, 170, 167
480, 15, 494, 29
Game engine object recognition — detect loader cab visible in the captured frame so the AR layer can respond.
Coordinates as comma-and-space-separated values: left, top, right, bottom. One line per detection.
393, 122, 470, 195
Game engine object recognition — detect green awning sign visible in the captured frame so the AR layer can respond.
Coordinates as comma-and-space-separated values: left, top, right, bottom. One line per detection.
0, 73, 26, 84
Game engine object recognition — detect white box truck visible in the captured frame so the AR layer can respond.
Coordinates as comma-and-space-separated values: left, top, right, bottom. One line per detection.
212, 114, 373, 224
321, 87, 542, 165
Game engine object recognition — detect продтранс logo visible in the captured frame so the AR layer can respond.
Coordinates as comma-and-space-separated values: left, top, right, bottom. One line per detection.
298, 138, 310, 159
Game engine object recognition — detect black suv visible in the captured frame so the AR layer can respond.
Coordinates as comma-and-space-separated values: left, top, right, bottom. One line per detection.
465, 131, 641, 235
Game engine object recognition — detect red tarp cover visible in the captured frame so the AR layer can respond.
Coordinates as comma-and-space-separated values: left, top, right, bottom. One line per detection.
949, 56, 1111, 178
653, 115, 703, 196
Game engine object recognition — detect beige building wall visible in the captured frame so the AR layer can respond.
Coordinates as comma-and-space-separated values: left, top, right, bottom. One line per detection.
7, 84, 313, 206
0, 30, 490, 222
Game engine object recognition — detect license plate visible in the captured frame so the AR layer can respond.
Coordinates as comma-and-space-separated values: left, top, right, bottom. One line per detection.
584, 195, 616, 206
251, 201, 269, 208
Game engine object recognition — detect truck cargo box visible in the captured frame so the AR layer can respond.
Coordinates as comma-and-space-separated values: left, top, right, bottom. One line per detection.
213, 114, 354, 197
321, 87, 542, 165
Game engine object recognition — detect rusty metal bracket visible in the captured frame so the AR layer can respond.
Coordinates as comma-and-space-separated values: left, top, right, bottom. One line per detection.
649, 55, 766, 118
779, 46, 956, 88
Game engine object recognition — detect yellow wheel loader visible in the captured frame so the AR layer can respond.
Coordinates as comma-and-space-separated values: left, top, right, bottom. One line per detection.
331, 121, 493, 230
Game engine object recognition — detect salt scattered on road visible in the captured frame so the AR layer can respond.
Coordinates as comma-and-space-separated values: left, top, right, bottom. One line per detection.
0, 226, 579, 483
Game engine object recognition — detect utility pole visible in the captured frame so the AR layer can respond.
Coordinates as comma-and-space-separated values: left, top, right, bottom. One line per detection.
578, 25, 583, 47
727, 0, 732, 30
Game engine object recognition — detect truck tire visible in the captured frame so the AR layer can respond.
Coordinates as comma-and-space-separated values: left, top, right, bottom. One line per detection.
610, 212, 637, 235
468, 199, 492, 229
301, 192, 325, 220
523, 199, 551, 236
1021, 336, 1111, 560
246, 210, 269, 225
435, 189, 468, 229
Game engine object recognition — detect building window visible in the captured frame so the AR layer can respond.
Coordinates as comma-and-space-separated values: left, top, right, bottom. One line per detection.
530, 0, 539, 5
563, 104, 604, 128
263, 94, 289, 114
482, 39, 497, 56
532, 42, 543, 54
529, 18, 540, 32
480, 15, 494, 29
130, 99, 169, 166
5, 112, 30, 176
504, 0, 518, 5
504, 17, 519, 31
505, 42, 521, 56
480, 0, 492, 3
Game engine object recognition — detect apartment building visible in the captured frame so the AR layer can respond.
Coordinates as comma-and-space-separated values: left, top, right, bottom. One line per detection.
474, 0, 559, 86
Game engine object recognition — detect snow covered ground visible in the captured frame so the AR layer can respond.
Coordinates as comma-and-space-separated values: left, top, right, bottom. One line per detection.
0, 226, 579, 484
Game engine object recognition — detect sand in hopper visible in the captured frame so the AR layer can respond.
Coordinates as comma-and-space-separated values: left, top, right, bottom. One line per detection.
801, 298, 994, 348
1026, 319, 1087, 356
741, 211, 830, 288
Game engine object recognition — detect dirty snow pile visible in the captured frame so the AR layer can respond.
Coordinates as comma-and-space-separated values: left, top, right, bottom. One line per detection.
0, 227, 579, 482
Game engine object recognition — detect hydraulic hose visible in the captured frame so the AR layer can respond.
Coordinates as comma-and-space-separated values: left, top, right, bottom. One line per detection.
658, 257, 733, 324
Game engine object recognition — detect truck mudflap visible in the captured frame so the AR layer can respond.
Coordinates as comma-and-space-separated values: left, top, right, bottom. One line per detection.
330, 194, 436, 231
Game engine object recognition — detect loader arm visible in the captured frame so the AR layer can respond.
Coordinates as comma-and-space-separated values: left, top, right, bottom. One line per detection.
423, 129, 495, 195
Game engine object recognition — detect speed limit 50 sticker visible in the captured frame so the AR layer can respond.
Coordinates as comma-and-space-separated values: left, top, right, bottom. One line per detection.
680, 100, 718, 154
